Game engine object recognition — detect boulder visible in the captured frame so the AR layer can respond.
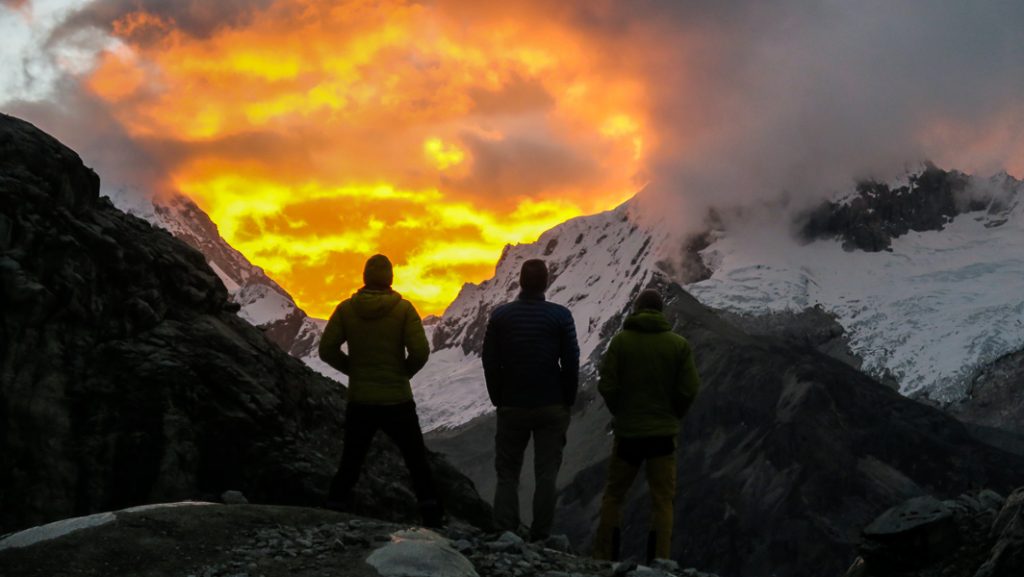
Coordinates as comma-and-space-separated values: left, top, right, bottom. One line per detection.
366, 529, 479, 577
860, 496, 957, 570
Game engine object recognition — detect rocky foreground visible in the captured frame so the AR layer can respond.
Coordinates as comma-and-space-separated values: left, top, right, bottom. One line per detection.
0, 502, 719, 577
845, 488, 1024, 577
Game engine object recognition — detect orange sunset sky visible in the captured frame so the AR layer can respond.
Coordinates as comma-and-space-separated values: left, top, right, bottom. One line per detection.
79, 1, 650, 317
4, 1, 1024, 318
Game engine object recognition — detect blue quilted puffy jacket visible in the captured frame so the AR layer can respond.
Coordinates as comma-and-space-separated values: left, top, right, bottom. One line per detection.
482, 292, 580, 408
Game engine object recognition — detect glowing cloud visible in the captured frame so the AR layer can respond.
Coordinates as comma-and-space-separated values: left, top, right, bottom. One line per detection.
73, 0, 649, 317
15, 1, 1021, 320
424, 138, 465, 171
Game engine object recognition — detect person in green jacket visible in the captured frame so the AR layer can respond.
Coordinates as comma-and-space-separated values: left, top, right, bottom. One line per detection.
592, 288, 700, 563
319, 254, 443, 527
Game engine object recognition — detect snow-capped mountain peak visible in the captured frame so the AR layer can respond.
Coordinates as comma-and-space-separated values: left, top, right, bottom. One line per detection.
414, 198, 675, 431
690, 166, 1024, 401
415, 165, 1024, 431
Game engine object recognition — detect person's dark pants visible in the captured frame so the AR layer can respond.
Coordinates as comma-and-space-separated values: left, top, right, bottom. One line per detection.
327, 400, 442, 525
493, 404, 571, 540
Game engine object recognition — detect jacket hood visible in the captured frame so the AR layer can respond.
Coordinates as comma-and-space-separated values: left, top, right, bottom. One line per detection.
623, 309, 671, 333
351, 288, 402, 319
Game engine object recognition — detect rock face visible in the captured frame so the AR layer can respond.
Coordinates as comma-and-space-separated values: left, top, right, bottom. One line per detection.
947, 347, 1024, 443
799, 163, 1022, 253
430, 282, 1024, 577
846, 487, 1024, 577
799, 164, 971, 251
0, 114, 490, 533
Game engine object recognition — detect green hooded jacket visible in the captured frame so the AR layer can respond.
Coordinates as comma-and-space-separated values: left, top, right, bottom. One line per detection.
318, 288, 429, 405
598, 309, 700, 438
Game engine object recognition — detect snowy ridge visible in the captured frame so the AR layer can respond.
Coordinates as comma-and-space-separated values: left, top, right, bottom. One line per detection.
687, 171, 1024, 400
414, 168, 1024, 430
103, 189, 346, 384
413, 199, 671, 431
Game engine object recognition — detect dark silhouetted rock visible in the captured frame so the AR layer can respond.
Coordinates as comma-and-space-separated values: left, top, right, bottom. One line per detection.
847, 487, 1024, 577
799, 164, 970, 251
859, 496, 957, 571
0, 113, 491, 534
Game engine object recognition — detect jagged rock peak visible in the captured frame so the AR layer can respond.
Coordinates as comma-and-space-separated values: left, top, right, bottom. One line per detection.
798, 163, 1023, 252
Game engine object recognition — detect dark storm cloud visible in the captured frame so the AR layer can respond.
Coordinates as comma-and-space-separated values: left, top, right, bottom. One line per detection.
50, 0, 276, 43
17, 0, 1024, 221
570, 1, 1024, 217
5, 78, 171, 196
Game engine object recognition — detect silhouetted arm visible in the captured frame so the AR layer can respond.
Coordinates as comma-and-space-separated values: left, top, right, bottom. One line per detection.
672, 339, 700, 418
559, 310, 581, 407
403, 302, 430, 377
318, 303, 350, 374
598, 336, 621, 415
482, 311, 501, 406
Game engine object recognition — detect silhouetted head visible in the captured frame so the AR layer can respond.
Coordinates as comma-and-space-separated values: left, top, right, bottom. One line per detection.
363, 254, 394, 289
634, 288, 664, 312
519, 259, 549, 294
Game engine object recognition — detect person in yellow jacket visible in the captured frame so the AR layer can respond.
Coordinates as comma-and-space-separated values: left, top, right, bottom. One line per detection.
318, 254, 443, 527
592, 288, 700, 563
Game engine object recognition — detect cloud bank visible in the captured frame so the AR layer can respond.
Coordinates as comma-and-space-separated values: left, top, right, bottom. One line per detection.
3, 0, 1023, 313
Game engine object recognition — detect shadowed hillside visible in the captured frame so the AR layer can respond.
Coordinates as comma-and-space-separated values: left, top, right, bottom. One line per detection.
430, 279, 1024, 577
0, 114, 490, 533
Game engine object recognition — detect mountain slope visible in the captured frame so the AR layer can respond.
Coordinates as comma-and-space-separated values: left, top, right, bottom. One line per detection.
427, 279, 1024, 576
419, 165, 1024, 438
0, 113, 489, 533
415, 199, 680, 431
415, 166, 1024, 576
555, 283, 1024, 576
103, 189, 342, 382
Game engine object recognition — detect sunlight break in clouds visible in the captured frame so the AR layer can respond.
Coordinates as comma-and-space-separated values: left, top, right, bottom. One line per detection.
70, 0, 649, 317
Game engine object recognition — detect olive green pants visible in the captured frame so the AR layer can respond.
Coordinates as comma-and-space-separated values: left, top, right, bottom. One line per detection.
592, 442, 677, 561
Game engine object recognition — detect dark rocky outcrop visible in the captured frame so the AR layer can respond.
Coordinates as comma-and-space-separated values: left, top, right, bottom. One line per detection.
0, 502, 719, 577
845, 487, 1024, 577
948, 347, 1024, 440
429, 282, 1024, 577
799, 164, 972, 251
0, 114, 490, 534
716, 305, 877, 381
